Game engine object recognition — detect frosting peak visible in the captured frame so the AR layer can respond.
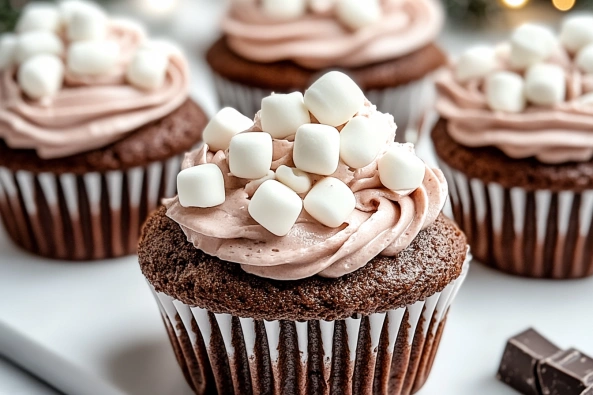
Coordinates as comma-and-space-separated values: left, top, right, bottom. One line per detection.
166, 72, 448, 280
221, 0, 444, 69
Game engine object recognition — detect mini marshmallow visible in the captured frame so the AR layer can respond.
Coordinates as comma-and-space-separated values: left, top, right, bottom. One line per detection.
15, 31, 64, 64
576, 44, 593, 74
304, 177, 356, 228
378, 146, 425, 192
304, 71, 365, 127
229, 132, 273, 179
524, 63, 566, 106
261, 0, 307, 20
67, 41, 119, 76
293, 124, 340, 176
0, 34, 17, 70
177, 164, 226, 208
560, 15, 593, 54
339, 116, 382, 169
509, 24, 556, 69
260, 92, 311, 139
308, 0, 333, 13
455, 46, 497, 82
140, 39, 183, 58
126, 48, 169, 90
275, 165, 312, 194
18, 54, 64, 99
485, 71, 526, 113
336, 0, 381, 31
66, 2, 108, 41
16, 3, 61, 33
248, 180, 303, 236
203, 107, 254, 152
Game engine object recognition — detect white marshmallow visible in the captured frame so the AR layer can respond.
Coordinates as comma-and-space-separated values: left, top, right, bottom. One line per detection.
59, 0, 102, 21
261, 0, 307, 20
455, 46, 497, 82
304, 177, 356, 228
248, 180, 303, 236
140, 39, 183, 58
304, 71, 365, 127
260, 92, 311, 139
177, 164, 225, 208
203, 107, 254, 152
0, 34, 17, 70
578, 92, 593, 105
275, 165, 312, 194
378, 146, 425, 192
509, 24, 556, 69
15, 31, 64, 64
560, 15, 593, 54
485, 71, 526, 113
336, 0, 381, 31
308, 0, 334, 13
576, 44, 593, 74
17, 54, 64, 99
339, 116, 382, 169
229, 132, 273, 179
293, 124, 340, 176
126, 48, 169, 90
67, 41, 119, 76
524, 63, 566, 106
66, 3, 107, 41
16, 3, 61, 33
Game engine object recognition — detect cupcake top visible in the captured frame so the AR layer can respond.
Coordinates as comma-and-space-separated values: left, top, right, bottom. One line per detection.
0, 0, 190, 159
165, 71, 448, 281
436, 15, 593, 164
221, 0, 444, 69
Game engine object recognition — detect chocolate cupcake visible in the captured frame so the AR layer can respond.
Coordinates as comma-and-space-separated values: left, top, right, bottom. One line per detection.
206, 0, 446, 144
0, 2, 207, 260
139, 72, 469, 394
433, 17, 593, 278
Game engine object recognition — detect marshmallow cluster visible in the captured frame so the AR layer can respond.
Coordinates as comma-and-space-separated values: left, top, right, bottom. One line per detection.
0, 1, 172, 100
453, 17, 593, 113
179, 72, 426, 236
258, 0, 381, 30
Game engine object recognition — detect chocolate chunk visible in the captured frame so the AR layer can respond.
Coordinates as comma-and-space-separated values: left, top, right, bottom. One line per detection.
497, 328, 562, 395
539, 349, 593, 395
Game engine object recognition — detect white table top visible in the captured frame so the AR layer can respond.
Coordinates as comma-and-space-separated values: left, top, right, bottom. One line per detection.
2, 2, 593, 394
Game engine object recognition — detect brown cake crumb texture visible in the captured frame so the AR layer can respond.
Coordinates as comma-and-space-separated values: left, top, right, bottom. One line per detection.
432, 118, 593, 192
0, 99, 207, 174
139, 207, 467, 321
206, 37, 447, 92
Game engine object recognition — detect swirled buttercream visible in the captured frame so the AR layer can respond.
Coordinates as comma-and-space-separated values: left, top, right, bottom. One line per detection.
436, 43, 593, 164
0, 20, 190, 159
221, 0, 444, 69
165, 101, 447, 280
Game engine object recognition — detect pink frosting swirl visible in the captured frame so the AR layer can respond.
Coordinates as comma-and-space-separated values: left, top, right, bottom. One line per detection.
436, 46, 593, 164
0, 20, 190, 159
165, 102, 448, 280
221, 0, 444, 69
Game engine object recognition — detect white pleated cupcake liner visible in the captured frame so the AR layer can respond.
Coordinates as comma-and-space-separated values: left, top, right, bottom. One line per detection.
0, 154, 183, 260
150, 257, 469, 395
212, 73, 435, 144
439, 159, 593, 278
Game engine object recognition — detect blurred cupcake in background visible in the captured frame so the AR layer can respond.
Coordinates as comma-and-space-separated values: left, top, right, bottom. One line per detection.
139, 71, 469, 394
433, 15, 593, 278
0, 0, 207, 260
206, 0, 446, 143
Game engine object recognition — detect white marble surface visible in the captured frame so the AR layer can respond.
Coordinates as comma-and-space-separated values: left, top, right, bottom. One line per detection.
2, 1, 593, 394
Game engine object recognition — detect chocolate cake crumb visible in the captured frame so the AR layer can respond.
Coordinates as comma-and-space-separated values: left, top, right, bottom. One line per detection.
139, 207, 467, 321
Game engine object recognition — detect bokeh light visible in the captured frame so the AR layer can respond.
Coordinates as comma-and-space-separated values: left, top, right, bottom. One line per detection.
501, 0, 530, 8
552, 0, 576, 11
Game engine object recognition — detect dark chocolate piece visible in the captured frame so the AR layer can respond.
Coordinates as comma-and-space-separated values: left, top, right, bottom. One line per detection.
539, 349, 593, 395
497, 328, 562, 395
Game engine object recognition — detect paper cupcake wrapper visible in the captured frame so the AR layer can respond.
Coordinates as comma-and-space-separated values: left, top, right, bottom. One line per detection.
150, 258, 469, 395
439, 159, 593, 279
0, 155, 183, 260
212, 73, 435, 144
